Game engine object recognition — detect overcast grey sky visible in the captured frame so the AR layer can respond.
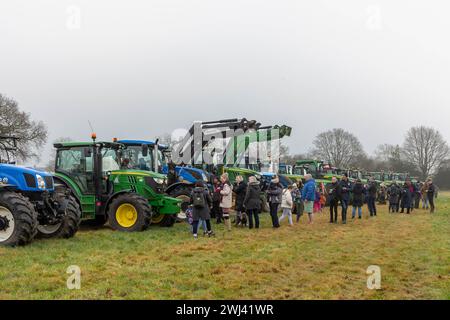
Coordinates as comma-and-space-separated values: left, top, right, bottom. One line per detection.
1, 0, 450, 165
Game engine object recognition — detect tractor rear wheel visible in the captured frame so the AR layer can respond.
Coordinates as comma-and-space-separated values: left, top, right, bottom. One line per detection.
151, 213, 176, 227
36, 195, 81, 239
261, 195, 269, 213
170, 187, 192, 221
0, 191, 37, 246
108, 193, 152, 232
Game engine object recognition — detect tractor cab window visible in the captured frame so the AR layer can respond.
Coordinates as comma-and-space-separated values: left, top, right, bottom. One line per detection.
121, 146, 153, 171
101, 149, 120, 172
293, 166, 304, 176
156, 149, 167, 171
56, 147, 94, 193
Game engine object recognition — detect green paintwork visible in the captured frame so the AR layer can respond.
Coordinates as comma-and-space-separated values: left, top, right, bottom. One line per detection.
53, 143, 180, 221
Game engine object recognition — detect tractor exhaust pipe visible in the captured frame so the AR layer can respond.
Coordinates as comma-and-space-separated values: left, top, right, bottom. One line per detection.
154, 139, 160, 173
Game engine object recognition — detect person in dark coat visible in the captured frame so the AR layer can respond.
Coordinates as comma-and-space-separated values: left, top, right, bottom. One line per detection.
211, 177, 223, 223
378, 185, 387, 205
339, 174, 351, 223
351, 179, 365, 219
367, 177, 378, 217
425, 178, 436, 213
400, 180, 415, 214
267, 176, 283, 228
326, 177, 342, 223
243, 176, 262, 229
414, 182, 422, 209
190, 180, 214, 238
388, 183, 401, 213
233, 175, 248, 227
292, 182, 304, 222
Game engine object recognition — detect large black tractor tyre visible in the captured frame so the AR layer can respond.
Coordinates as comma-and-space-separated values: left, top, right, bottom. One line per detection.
169, 186, 192, 221
107, 193, 152, 232
36, 195, 82, 239
260, 195, 269, 213
0, 191, 38, 247
151, 213, 177, 227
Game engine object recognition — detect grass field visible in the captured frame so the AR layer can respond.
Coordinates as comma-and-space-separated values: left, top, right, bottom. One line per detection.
1, 192, 449, 300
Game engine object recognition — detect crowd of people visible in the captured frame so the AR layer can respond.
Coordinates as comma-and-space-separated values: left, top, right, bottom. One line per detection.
186, 172, 439, 238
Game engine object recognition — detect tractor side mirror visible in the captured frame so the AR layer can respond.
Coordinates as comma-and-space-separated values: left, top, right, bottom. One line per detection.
84, 148, 92, 158
142, 144, 149, 157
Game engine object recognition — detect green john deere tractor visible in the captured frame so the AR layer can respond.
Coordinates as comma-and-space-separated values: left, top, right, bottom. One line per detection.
52, 140, 181, 231
294, 160, 331, 185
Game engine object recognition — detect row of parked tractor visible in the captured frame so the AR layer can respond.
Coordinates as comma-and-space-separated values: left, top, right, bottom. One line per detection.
0, 118, 413, 247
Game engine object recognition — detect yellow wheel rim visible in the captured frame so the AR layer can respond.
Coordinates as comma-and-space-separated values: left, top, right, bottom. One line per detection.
116, 204, 138, 228
151, 213, 164, 224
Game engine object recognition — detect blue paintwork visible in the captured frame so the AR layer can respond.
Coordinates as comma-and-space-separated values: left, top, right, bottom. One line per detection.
0, 164, 55, 192
117, 140, 169, 149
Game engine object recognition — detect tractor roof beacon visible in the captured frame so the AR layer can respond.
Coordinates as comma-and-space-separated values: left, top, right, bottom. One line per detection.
0, 136, 82, 247
52, 139, 181, 230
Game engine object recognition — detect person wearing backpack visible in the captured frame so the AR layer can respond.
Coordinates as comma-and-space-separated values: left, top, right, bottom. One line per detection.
220, 173, 233, 231
190, 180, 214, 239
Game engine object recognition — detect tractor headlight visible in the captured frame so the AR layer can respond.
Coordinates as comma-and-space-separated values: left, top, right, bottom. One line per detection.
36, 174, 46, 189
154, 178, 165, 185
202, 173, 208, 182
0, 177, 7, 184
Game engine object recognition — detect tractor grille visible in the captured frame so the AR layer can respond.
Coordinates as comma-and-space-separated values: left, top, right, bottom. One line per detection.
23, 173, 37, 188
44, 176, 54, 189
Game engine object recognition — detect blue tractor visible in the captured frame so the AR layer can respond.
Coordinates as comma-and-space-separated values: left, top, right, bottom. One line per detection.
0, 136, 81, 246
117, 139, 210, 219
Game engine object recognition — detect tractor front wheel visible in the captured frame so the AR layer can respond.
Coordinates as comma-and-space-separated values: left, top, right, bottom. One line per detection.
170, 187, 192, 221
108, 193, 152, 232
0, 191, 37, 246
36, 195, 81, 239
151, 213, 176, 227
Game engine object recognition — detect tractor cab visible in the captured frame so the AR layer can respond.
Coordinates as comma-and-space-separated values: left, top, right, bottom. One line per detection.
296, 160, 325, 179
117, 139, 211, 220
53, 140, 180, 229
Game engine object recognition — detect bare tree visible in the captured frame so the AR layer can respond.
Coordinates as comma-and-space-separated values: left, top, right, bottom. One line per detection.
403, 126, 449, 179
311, 128, 366, 168
0, 93, 48, 161
374, 143, 413, 172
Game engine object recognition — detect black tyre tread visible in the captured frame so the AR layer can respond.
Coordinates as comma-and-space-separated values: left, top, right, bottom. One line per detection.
57, 196, 82, 238
157, 214, 176, 227
170, 186, 192, 199
107, 193, 152, 232
170, 186, 192, 221
36, 195, 81, 239
0, 191, 38, 246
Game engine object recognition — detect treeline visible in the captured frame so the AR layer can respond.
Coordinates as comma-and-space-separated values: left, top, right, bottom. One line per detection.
2, 93, 450, 188
282, 127, 450, 186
